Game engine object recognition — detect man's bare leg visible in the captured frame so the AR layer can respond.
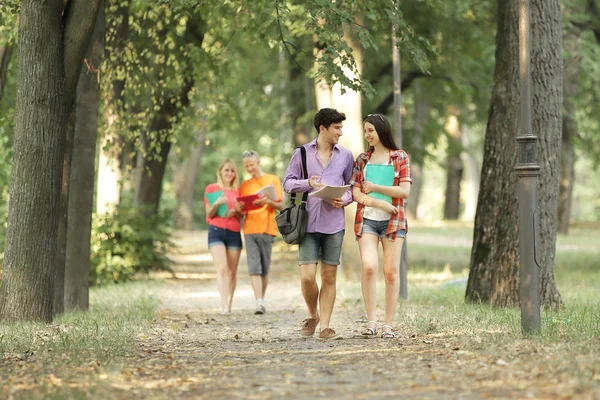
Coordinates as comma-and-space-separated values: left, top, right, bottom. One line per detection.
300, 264, 319, 318
318, 263, 337, 330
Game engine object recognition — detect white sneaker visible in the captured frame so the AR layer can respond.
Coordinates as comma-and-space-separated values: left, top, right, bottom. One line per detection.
254, 304, 266, 315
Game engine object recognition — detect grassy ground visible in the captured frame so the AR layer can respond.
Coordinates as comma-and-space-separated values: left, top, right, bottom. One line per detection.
1, 224, 598, 398
0, 282, 160, 399
403, 223, 600, 341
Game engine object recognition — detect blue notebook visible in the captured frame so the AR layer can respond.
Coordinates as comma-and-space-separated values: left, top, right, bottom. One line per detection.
205, 190, 229, 217
365, 164, 394, 204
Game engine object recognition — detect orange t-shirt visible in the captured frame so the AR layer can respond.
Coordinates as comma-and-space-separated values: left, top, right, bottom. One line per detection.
239, 174, 283, 236
204, 183, 241, 232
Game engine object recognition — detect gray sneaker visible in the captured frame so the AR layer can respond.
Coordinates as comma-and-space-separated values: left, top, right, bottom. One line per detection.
254, 304, 266, 315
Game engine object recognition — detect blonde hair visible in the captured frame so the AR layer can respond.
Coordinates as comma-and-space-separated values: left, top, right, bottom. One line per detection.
216, 159, 239, 190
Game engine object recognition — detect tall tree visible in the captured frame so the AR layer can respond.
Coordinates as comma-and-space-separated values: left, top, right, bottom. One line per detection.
558, 33, 578, 235
532, 0, 563, 307
171, 112, 207, 230
96, 0, 130, 215
133, 10, 204, 216
0, 43, 12, 102
64, 5, 105, 312
466, 0, 562, 307
0, 0, 102, 322
406, 81, 428, 220
443, 108, 464, 220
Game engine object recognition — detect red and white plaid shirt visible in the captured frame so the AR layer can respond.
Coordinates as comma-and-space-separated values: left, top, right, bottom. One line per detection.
350, 149, 412, 241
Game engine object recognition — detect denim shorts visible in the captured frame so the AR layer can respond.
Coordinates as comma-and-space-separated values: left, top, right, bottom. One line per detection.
298, 230, 344, 266
362, 218, 406, 240
208, 225, 243, 250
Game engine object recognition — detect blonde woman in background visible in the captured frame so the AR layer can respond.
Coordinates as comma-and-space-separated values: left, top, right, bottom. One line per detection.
204, 159, 243, 314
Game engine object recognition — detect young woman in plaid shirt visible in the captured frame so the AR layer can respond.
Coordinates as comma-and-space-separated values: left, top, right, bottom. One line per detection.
350, 114, 412, 339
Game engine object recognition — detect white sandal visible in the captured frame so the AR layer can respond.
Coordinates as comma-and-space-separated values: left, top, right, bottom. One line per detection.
361, 320, 379, 336
381, 324, 395, 339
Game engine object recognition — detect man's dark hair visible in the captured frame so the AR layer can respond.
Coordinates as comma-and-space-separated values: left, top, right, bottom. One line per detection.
314, 108, 346, 134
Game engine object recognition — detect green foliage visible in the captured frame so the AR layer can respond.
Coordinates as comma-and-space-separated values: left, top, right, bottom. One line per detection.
0, 1, 19, 37
359, 1, 496, 168
273, 0, 434, 96
90, 208, 175, 286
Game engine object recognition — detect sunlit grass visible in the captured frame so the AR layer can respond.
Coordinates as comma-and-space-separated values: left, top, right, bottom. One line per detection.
0, 281, 161, 360
339, 221, 600, 345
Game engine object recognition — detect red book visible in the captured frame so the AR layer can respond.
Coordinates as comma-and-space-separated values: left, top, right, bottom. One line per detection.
237, 194, 261, 212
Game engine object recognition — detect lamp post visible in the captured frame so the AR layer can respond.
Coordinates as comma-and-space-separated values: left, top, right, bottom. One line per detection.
516, 0, 541, 333
393, 3, 408, 300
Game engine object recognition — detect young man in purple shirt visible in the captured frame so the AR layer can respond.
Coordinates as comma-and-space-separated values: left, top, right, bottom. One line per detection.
283, 108, 354, 340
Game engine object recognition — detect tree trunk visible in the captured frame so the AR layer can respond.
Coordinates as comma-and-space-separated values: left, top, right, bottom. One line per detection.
461, 125, 481, 222
134, 130, 172, 216
558, 33, 578, 235
406, 82, 428, 220
172, 127, 206, 230
54, 111, 75, 315
532, 0, 562, 308
134, 14, 202, 217
466, 0, 562, 308
64, 5, 104, 312
96, 0, 129, 214
466, 0, 521, 306
0, 0, 68, 323
559, 108, 575, 235
0, 42, 13, 102
443, 111, 463, 220
135, 78, 193, 216
0, 0, 102, 323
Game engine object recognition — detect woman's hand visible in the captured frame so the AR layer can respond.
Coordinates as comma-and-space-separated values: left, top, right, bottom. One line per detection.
361, 180, 378, 194
234, 201, 245, 213
374, 199, 398, 214
214, 194, 227, 205
224, 209, 237, 218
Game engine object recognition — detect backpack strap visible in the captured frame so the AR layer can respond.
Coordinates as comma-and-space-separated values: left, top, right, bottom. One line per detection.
290, 146, 309, 204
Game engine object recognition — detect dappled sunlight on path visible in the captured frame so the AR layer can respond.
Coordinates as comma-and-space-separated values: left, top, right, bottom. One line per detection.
97, 229, 600, 399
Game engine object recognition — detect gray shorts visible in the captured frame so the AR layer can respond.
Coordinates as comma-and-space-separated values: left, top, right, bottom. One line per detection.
298, 230, 344, 266
245, 234, 274, 277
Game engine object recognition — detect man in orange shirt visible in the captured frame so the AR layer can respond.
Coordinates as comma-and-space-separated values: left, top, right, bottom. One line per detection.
237, 150, 284, 314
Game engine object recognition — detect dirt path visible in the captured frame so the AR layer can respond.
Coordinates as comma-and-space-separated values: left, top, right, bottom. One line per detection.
103, 231, 597, 399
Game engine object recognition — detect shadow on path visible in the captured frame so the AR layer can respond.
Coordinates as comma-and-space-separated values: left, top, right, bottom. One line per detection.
98, 230, 594, 399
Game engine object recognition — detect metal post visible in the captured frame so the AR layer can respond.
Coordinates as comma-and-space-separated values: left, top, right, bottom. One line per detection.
392, 3, 408, 300
400, 239, 408, 299
516, 0, 540, 334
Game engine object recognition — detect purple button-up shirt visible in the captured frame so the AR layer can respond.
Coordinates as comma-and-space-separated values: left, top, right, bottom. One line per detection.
283, 139, 354, 234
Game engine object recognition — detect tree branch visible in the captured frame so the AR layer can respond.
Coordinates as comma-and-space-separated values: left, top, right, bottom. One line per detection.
62, 0, 103, 105
373, 70, 431, 114
0, 43, 13, 102
275, 0, 304, 71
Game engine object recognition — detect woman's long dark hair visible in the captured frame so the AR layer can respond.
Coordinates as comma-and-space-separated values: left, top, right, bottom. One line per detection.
364, 114, 399, 151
